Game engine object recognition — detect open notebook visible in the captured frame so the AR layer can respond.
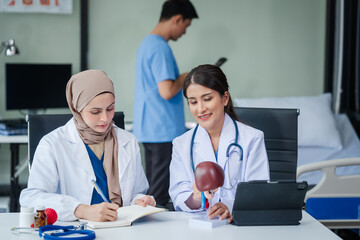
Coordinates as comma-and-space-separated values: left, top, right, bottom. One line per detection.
81, 205, 166, 229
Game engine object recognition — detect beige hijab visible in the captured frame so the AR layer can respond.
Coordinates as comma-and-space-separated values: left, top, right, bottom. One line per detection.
66, 70, 122, 206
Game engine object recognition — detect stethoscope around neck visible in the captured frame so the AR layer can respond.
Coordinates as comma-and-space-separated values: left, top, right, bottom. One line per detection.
190, 118, 244, 190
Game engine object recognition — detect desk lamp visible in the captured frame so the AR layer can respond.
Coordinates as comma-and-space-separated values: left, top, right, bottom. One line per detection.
0, 39, 20, 56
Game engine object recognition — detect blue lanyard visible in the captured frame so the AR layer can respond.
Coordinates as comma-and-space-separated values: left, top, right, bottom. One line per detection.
39, 225, 95, 240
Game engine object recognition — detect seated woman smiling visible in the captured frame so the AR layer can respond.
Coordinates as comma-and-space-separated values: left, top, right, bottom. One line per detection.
169, 64, 270, 222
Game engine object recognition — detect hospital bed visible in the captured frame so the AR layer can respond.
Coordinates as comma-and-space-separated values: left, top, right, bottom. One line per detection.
234, 93, 360, 228
296, 114, 360, 229
234, 93, 360, 183
297, 114, 360, 229
297, 157, 360, 229
297, 113, 360, 184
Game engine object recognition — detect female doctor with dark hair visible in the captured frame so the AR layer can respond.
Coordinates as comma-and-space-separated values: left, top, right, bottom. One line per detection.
169, 64, 269, 222
20, 70, 155, 222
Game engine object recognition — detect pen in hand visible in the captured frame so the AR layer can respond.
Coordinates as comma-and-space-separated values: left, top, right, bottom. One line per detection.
91, 179, 110, 203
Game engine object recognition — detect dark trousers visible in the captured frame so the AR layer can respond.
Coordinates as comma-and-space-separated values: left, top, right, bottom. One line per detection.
143, 142, 172, 206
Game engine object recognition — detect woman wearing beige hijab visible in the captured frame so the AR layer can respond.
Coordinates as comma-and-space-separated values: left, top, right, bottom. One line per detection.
20, 70, 154, 222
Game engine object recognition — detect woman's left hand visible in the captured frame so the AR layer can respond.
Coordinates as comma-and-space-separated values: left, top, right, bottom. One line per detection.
207, 202, 233, 222
134, 195, 156, 207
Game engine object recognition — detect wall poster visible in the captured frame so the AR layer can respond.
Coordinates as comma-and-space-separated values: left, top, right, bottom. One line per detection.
0, 0, 72, 14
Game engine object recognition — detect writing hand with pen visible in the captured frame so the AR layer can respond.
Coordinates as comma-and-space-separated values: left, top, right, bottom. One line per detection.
74, 179, 118, 222
74, 180, 155, 222
193, 161, 233, 222
75, 196, 155, 222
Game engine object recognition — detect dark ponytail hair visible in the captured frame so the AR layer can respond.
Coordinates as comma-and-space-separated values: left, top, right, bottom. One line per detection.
183, 64, 240, 121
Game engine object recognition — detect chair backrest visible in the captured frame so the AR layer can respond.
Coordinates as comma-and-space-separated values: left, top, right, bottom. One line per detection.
234, 107, 299, 181
27, 112, 124, 166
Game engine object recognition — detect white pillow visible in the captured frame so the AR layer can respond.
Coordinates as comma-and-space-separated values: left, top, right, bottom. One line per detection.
234, 93, 342, 149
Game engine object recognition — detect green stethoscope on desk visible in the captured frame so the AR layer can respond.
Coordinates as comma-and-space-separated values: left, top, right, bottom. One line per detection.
190, 118, 244, 208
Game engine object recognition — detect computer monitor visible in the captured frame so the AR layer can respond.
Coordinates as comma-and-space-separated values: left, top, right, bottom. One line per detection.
5, 63, 72, 111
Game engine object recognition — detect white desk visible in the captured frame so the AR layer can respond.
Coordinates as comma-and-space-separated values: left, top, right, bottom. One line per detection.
0, 211, 340, 239
0, 135, 28, 212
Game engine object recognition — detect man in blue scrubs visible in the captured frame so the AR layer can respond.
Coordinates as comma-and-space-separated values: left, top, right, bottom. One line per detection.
133, 0, 198, 207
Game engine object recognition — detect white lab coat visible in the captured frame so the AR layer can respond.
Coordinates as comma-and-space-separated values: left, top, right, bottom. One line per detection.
20, 118, 149, 221
169, 114, 269, 212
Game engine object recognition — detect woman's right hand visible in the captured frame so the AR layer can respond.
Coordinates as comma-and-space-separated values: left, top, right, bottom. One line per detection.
74, 202, 119, 222
186, 183, 217, 210
192, 183, 217, 200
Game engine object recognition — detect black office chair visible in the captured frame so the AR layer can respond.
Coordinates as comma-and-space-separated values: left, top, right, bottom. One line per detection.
234, 107, 299, 181
27, 112, 125, 166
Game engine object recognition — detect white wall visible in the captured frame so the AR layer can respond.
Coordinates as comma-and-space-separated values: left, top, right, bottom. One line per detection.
0, 0, 326, 121
88, 0, 326, 122
0, 1, 81, 184
0, 1, 80, 120
0, 0, 326, 184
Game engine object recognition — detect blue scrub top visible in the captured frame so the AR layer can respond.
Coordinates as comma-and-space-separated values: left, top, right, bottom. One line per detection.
85, 144, 110, 205
133, 34, 186, 143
